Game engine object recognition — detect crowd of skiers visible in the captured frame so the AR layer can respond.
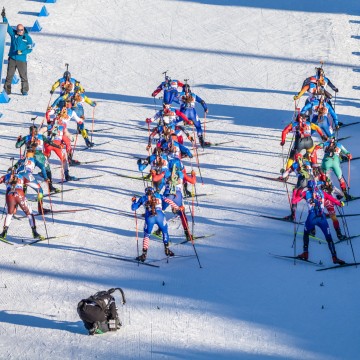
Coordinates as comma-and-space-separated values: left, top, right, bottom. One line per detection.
278, 65, 355, 265
0, 68, 97, 242
131, 74, 210, 262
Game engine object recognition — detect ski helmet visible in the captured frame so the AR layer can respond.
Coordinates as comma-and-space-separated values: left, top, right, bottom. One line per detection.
145, 187, 154, 195
183, 84, 191, 93
315, 67, 324, 78
63, 71, 71, 81
29, 125, 38, 134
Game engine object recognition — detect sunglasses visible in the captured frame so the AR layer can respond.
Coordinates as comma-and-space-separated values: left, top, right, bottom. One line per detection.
17, 28, 24, 32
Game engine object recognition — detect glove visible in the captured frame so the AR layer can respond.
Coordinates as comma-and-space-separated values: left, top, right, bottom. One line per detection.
191, 170, 196, 177
151, 92, 156, 97
146, 144, 151, 151
37, 193, 44, 201
335, 124, 340, 130
131, 196, 136, 203
17, 135, 22, 142
1, 7, 6, 18
137, 159, 142, 165
321, 135, 328, 141
91, 101, 97, 107
145, 118, 152, 124
280, 140, 285, 146
334, 87, 339, 93
50, 90, 54, 95
17, 50, 22, 55
188, 135, 194, 142
179, 205, 185, 212
204, 109, 209, 114
340, 201, 345, 207
347, 154, 352, 160
293, 95, 299, 101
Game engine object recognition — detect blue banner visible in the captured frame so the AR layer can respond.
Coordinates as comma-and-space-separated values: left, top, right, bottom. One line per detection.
0, 22, 7, 82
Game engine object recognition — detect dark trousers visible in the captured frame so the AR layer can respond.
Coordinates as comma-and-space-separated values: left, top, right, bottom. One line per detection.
4, 57, 29, 94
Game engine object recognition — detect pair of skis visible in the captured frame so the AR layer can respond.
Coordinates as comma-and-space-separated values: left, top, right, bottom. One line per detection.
270, 253, 360, 271
108, 253, 196, 268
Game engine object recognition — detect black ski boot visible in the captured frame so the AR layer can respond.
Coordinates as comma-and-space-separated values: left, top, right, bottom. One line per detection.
297, 251, 309, 260
31, 226, 45, 240
65, 170, 77, 181
184, 229, 192, 242
343, 189, 352, 201
68, 152, 81, 166
47, 170, 61, 193
198, 135, 210, 148
336, 228, 347, 241
164, 244, 174, 257
38, 201, 51, 214
332, 255, 346, 265
85, 138, 94, 148
0, 226, 8, 240
154, 228, 162, 237
183, 183, 192, 197
136, 249, 147, 262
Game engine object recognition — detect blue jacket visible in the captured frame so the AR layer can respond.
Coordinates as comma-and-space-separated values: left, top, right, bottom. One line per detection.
3, 17, 33, 62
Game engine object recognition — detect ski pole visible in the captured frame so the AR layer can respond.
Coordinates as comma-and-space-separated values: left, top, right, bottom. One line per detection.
191, 125, 204, 184
203, 111, 207, 140
348, 158, 351, 190
38, 190, 50, 245
72, 132, 79, 157
134, 209, 139, 265
90, 107, 95, 144
337, 206, 357, 265
147, 123, 152, 155
60, 153, 64, 203
190, 156, 199, 208
41, 96, 53, 128
47, 181, 54, 224
180, 209, 202, 268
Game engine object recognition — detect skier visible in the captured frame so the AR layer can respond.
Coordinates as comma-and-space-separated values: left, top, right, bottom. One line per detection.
44, 117, 77, 181
16, 125, 60, 193
311, 138, 352, 200
151, 75, 184, 104
15, 146, 49, 214
0, 167, 44, 241
178, 84, 209, 147
131, 187, 177, 262
280, 113, 327, 170
297, 180, 345, 265
46, 105, 81, 163
280, 153, 313, 220
293, 67, 338, 103
300, 97, 339, 138
146, 102, 191, 128
147, 120, 194, 150
50, 70, 84, 96
152, 162, 196, 241
137, 152, 169, 192
320, 176, 347, 240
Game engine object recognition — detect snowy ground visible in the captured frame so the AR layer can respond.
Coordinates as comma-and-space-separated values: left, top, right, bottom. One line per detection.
0, 1, 360, 359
